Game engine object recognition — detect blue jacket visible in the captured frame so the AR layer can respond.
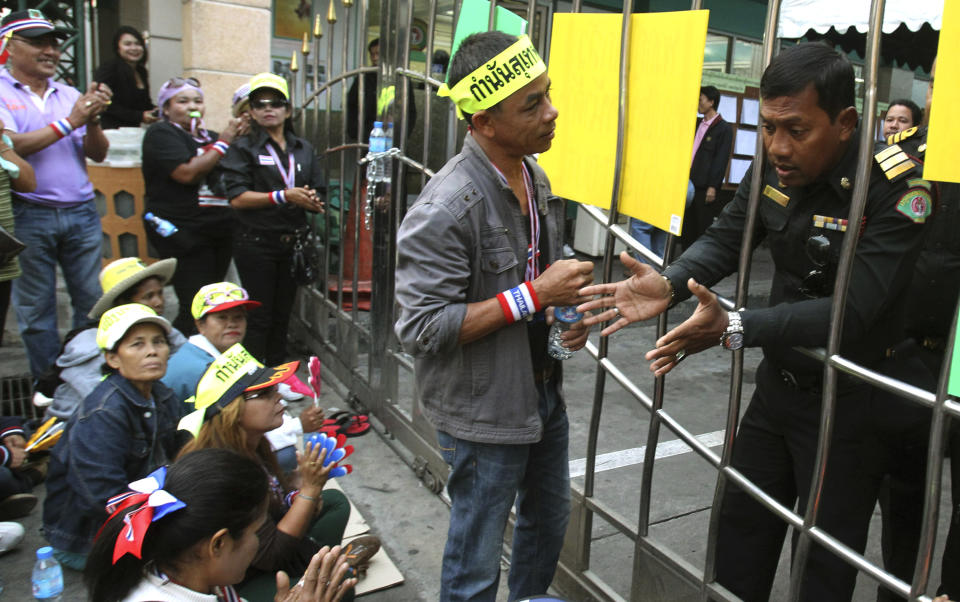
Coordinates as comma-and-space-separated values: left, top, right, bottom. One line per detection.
161, 340, 214, 403
42, 373, 187, 553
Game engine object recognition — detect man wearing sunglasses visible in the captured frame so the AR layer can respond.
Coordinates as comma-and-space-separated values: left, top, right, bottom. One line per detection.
580, 43, 928, 600
0, 10, 113, 382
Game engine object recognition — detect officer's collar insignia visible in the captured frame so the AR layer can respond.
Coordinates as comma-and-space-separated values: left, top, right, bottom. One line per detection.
840, 177, 851, 190
812, 215, 848, 232
874, 144, 916, 181
762, 184, 789, 207
906, 178, 931, 192
895, 187, 932, 224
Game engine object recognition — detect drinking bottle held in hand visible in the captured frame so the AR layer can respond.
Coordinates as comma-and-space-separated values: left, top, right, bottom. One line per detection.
144, 212, 178, 237
547, 306, 584, 360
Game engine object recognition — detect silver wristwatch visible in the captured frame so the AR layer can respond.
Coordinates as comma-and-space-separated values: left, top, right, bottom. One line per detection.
721, 311, 744, 350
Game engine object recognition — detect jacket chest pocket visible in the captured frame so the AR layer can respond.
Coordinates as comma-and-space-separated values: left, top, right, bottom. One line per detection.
128, 432, 150, 461
479, 247, 519, 298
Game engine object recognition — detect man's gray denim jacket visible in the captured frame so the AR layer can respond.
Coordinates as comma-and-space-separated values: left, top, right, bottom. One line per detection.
394, 134, 564, 445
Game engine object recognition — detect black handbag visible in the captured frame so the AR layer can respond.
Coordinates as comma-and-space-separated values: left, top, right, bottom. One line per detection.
0, 224, 25, 265
290, 229, 320, 286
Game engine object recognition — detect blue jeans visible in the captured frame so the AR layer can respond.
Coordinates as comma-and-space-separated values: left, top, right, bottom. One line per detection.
11, 199, 102, 377
628, 218, 667, 264
438, 378, 570, 602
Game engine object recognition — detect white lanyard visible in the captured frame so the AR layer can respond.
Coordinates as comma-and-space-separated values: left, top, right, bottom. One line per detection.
492, 161, 540, 281
266, 143, 296, 189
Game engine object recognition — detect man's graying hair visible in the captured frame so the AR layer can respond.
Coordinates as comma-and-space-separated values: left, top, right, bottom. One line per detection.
447, 31, 518, 125
760, 42, 854, 122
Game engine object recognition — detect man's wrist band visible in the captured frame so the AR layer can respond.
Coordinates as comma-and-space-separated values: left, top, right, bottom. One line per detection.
210, 140, 229, 156
50, 118, 74, 139
269, 190, 287, 205
496, 281, 541, 324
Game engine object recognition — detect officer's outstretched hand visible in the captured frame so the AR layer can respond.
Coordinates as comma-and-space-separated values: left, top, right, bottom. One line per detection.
644, 278, 726, 377
577, 252, 671, 336
531, 259, 595, 308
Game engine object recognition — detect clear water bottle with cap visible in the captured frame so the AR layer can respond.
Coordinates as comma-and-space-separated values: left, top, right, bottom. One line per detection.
367, 121, 388, 184
547, 306, 584, 360
32, 546, 63, 600
144, 212, 178, 238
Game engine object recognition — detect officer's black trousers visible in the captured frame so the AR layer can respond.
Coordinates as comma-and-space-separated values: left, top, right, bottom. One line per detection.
715, 359, 878, 601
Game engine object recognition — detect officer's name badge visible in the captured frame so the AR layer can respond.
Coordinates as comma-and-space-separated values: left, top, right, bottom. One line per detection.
812, 215, 847, 232
763, 185, 789, 207
896, 188, 933, 224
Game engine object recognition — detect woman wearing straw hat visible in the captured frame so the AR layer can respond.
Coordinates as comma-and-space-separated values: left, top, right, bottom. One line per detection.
220, 72, 324, 365
141, 76, 248, 334
42, 304, 188, 570
44, 257, 187, 420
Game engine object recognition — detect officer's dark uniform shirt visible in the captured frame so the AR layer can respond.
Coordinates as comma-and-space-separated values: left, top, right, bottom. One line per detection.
885, 126, 960, 344
663, 130, 929, 380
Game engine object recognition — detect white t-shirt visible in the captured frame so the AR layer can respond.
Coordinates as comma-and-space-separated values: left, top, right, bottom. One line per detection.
120, 569, 247, 602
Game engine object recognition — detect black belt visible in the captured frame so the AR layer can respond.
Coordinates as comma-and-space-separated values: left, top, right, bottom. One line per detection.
533, 362, 555, 383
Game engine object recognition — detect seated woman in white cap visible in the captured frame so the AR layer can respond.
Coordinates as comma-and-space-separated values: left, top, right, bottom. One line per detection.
42, 304, 189, 570
163, 282, 324, 472
44, 257, 187, 420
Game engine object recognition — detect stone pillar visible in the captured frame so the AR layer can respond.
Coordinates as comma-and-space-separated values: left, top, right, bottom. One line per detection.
181, 0, 271, 131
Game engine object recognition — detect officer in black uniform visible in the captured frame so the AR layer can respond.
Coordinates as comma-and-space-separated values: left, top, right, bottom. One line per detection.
872, 115, 960, 598
579, 43, 929, 600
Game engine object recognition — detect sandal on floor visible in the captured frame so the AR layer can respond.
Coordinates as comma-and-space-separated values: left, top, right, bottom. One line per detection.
342, 534, 381, 577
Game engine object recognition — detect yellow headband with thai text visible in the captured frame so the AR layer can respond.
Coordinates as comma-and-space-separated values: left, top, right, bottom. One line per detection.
437, 35, 546, 120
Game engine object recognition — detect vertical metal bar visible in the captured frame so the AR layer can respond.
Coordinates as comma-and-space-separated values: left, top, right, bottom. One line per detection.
526, 0, 536, 35
343, 3, 362, 323
911, 299, 958, 596
488, 0, 497, 31
789, 0, 885, 598
701, 0, 781, 596
397, 0, 414, 220
445, 0, 464, 159
420, 0, 438, 189
582, 0, 632, 576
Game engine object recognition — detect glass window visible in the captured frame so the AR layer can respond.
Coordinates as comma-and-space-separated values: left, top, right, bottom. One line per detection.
731, 39, 763, 79
704, 34, 729, 73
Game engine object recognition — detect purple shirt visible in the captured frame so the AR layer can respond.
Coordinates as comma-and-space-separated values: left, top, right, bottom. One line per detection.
0, 68, 94, 207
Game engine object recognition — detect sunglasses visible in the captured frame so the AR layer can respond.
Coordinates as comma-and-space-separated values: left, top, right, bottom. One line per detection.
251, 98, 289, 110
243, 385, 279, 401
164, 76, 200, 88
798, 234, 834, 299
203, 286, 248, 307
12, 35, 60, 50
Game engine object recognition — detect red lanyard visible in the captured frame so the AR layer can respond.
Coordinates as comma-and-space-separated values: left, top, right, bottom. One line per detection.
265, 143, 296, 189
491, 161, 539, 281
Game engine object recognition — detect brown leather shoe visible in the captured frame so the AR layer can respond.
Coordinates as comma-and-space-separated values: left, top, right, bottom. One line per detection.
0, 494, 37, 520
342, 534, 381, 577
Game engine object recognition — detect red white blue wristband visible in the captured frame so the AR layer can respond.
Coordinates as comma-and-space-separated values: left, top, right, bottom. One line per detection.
269, 190, 287, 205
210, 140, 229, 156
496, 281, 541, 324
50, 118, 74, 139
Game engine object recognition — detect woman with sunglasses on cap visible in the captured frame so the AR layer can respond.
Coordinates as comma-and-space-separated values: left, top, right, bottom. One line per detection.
44, 257, 187, 420
141, 76, 249, 335
43, 304, 189, 571
84, 448, 357, 602
220, 72, 325, 365
177, 345, 355, 600
163, 282, 324, 472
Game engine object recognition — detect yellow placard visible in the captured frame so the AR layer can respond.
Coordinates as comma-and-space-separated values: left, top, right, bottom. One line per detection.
924, 0, 960, 183
537, 13, 621, 212
539, 11, 708, 235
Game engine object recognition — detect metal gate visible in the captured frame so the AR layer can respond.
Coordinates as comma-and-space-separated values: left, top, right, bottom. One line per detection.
290, 1, 957, 600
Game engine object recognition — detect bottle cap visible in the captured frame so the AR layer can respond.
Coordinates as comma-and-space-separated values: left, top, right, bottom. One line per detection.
36, 546, 53, 560
373, 121, 383, 128
144, 212, 155, 219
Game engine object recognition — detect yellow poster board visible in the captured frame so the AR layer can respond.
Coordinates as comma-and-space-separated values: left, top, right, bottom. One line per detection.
924, 0, 959, 183
539, 11, 708, 235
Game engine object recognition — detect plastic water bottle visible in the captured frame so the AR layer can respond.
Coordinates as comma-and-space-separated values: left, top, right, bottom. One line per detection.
144, 212, 178, 237
32, 546, 63, 601
384, 122, 394, 153
547, 306, 584, 360
367, 121, 388, 184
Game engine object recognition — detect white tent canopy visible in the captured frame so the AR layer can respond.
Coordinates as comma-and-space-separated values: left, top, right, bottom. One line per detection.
778, 0, 943, 38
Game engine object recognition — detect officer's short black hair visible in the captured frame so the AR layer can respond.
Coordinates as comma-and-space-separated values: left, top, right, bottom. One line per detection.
760, 42, 854, 122
887, 98, 922, 127
368, 38, 379, 53
447, 31, 517, 125
700, 86, 720, 111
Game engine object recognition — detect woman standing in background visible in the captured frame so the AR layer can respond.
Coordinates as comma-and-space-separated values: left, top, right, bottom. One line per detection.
92, 26, 158, 129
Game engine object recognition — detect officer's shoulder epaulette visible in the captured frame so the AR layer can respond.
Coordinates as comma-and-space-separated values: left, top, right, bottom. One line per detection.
873, 143, 917, 183
885, 126, 919, 146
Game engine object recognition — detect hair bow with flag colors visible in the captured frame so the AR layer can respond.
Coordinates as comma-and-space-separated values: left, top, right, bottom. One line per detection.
102, 466, 186, 564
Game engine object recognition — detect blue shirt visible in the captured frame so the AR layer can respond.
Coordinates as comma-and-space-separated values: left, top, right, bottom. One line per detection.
0, 68, 94, 207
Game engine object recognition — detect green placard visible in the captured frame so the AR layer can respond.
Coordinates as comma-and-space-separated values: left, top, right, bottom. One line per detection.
448, 0, 528, 80
950, 310, 960, 397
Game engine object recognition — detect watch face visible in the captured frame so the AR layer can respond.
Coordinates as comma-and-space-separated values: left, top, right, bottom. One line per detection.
724, 333, 744, 350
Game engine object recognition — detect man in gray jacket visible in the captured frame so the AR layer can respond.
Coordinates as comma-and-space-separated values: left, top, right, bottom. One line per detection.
395, 31, 594, 601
